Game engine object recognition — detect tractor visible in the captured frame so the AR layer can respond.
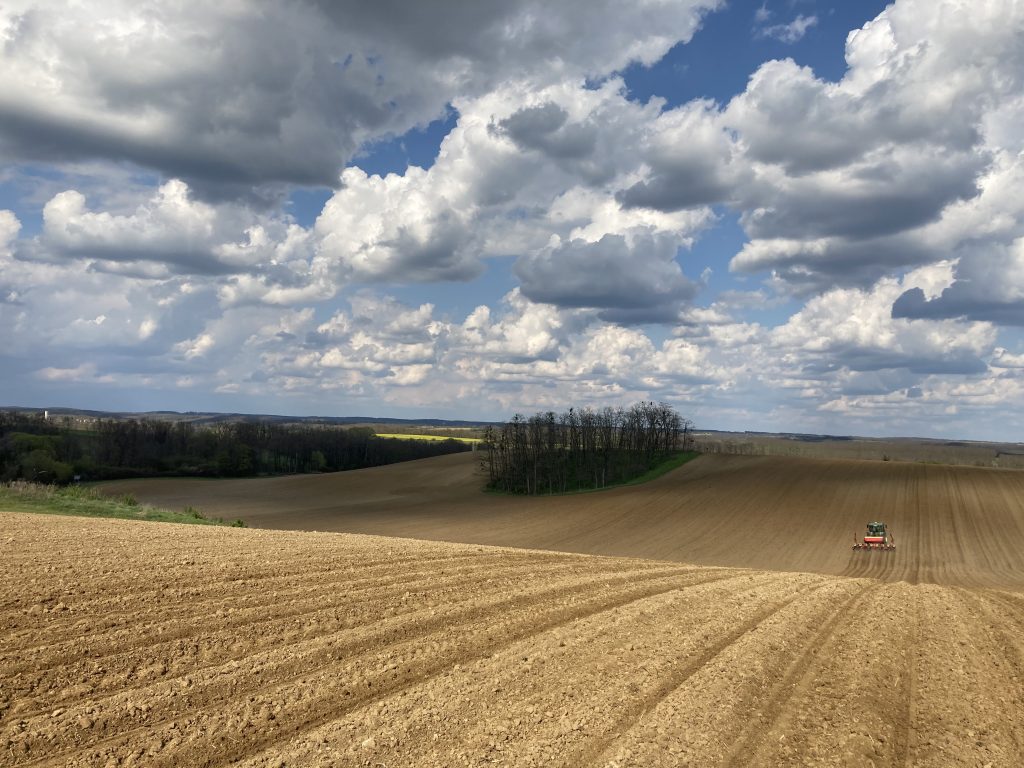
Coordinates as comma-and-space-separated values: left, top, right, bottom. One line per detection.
853, 521, 895, 550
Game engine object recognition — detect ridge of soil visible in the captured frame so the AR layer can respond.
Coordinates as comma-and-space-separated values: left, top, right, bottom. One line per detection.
104, 452, 1024, 588
3, 512, 1023, 767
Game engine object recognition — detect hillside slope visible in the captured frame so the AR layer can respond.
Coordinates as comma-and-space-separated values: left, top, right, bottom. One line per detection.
105, 452, 1024, 588
3, 513, 1023, 767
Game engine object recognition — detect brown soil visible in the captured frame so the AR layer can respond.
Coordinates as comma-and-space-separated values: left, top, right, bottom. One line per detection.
106, 452, 1024, 588
3, 512, 1024, 767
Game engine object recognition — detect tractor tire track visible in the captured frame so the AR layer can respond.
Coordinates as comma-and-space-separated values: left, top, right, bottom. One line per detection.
564, 578, 844, 768
8, 564, 732, 764
897, 585, 919, 767
2, 557, 639, 723
5, 510, 1024, 768
1, 550, 555, 651
720, 585, 875, 766
2, 554, 619, 674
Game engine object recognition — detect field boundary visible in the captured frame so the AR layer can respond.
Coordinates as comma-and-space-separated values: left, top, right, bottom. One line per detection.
375, 432, 482, 444
0, 481, 243, 527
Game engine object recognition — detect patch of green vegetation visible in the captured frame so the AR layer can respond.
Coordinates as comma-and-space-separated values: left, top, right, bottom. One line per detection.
618, 450, 702, 486
0, 481, 244, 527
485, 451, 701, 496
376, 432, 482, 444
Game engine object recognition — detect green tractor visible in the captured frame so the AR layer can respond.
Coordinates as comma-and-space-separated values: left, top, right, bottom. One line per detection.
853, 521, 895, 550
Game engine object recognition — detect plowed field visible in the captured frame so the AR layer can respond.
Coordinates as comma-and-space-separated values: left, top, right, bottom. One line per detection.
4, 512, 1024, 767
106, 453, 1024, 589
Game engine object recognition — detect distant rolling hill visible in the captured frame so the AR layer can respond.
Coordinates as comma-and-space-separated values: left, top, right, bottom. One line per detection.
104, 451, 1024, 590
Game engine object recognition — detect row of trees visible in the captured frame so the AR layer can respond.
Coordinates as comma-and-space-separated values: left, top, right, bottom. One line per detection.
483, 402, 692, 495
0, 412, 470, 482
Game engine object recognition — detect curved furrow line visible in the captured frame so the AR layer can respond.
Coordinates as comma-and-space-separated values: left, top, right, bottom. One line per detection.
717, 584, 875, 766
0, 544, 437, 583
872, 551, 901, 581
953, 589, 1024, 667
1, 554, 472, 645
0, 559, 408, 628
2, 559, 698, 727
940, 472, 973, 586
948, 589, 1024, 757
4, 551, 628, 667
232, 571, 808, 768
564, 577, 847, 767
576, 577, 882, 768
7, 532, 562, 582
897, 584, 920, 767
1, 552, 598, 663
908, 471, 923, 586
16, 569, 729, 765
0, 549, 551, 640
842, 549, 899, 581
841, 551, 867, 578
171, 571, 781, 768
1, 558, 629, 723
9, 566, 730, 765
905, 587, 1024, 766
721, 582, 915, 768
977, 589, 1024, 628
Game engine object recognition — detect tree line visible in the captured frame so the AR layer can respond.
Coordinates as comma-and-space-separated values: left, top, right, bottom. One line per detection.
0, 412, 470, 483
483, 402, 692, 494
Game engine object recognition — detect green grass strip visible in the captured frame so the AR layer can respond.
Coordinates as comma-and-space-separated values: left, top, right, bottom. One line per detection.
618, 450, 702, 486
0, 481, 244, 527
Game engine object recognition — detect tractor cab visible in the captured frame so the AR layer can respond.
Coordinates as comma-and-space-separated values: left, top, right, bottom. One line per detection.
854, 521, 895, 550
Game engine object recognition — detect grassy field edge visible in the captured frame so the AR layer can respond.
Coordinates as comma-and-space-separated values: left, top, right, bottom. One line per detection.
619, 450, 702, 486
0, 481, 244, 527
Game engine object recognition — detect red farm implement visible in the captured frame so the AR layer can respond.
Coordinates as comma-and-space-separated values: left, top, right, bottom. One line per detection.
853, 521, 896, 551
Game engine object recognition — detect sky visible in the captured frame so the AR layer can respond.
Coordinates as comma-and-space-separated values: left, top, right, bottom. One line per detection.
1, 0, 1023, 440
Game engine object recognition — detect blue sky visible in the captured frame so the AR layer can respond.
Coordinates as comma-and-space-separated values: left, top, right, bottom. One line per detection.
285, 0, 892, 331
1, 0, 1023, 440
621, 0, 892, 105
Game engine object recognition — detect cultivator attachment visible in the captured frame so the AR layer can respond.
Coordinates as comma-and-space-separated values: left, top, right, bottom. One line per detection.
852, 521, 896, 551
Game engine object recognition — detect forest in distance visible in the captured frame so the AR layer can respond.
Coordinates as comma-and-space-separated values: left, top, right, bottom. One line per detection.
0, 411, 470, 482
484, 401, 693, 495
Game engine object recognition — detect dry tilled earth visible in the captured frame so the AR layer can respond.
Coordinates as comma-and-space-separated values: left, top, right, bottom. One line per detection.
109, 452, 1024, 588
3, 512, 1024, 767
